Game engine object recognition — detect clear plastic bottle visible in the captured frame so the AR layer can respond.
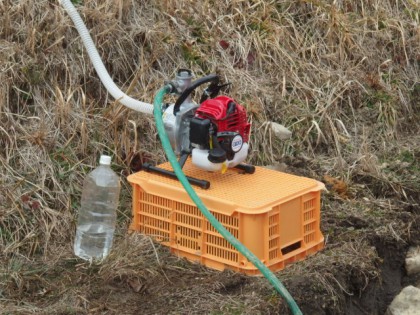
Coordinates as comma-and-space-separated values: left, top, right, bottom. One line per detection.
74, 155, 120, 261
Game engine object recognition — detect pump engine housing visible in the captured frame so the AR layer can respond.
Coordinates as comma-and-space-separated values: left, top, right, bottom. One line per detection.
189, 96, 250, 171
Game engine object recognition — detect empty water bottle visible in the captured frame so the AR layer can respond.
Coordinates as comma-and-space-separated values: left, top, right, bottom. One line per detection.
74, 155, 120, 260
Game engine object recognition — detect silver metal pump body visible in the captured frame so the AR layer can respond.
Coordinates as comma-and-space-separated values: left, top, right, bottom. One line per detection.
162, 71, 197, 155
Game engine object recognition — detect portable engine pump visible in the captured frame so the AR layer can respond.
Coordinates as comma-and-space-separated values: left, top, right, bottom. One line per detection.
142, 69, 255, 188
160, 69, 252, 173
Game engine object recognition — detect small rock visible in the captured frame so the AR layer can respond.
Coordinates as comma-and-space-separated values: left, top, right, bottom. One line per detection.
406, 246, 420, 276
270, 122, 292, 140
386, 286, 420, 315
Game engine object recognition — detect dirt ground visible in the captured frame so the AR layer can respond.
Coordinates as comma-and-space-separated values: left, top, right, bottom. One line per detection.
2, 149, 419, 314
1, 1, 419, 314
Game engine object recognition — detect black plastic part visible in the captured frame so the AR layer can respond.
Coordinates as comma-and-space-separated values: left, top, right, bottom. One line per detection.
190, 118, 211, 147
234, 164, 256, 174
173, 74, 219, 116
208, 135, 227, 163
208, 147, 227, 163
217, 131, 241, 159
227, 101, 236, 115
142, 163, 210, 189
178, 152, 189, 169
199, 82, 232, 103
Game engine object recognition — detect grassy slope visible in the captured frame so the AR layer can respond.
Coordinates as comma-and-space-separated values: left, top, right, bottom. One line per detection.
1, 0, 419, 314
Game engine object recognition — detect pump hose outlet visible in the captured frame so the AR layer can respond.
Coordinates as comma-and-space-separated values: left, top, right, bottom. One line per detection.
154, 86, 303, 315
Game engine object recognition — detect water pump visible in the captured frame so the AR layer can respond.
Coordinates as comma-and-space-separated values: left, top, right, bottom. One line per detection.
143, 69, 255, 188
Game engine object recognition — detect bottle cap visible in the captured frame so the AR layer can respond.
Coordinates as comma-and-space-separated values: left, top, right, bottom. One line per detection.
99, 155, 112, 165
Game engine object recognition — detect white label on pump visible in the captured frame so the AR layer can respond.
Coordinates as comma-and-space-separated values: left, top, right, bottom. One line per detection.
231, 134, 243, 153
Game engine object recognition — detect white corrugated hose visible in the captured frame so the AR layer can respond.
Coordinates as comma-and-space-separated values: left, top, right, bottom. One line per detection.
60, 0, 153, 114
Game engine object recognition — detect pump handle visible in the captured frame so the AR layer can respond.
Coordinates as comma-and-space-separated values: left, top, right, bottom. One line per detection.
173, 74, 219, 115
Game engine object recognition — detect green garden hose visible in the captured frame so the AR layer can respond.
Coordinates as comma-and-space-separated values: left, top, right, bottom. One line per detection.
153, 86, 303, 315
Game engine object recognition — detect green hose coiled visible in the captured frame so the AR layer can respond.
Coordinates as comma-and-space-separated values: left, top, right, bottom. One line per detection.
153, 86, 303, 315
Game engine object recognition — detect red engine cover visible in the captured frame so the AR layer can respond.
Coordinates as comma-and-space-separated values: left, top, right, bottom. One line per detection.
195, 96, 251, 142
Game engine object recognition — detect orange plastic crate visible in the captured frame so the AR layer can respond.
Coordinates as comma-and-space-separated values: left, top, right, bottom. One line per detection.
127, 160, 324, 275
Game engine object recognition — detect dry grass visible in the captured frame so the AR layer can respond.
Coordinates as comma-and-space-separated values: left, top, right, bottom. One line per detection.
1, 0, 419, 314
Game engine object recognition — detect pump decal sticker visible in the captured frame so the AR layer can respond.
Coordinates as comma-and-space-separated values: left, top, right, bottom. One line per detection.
231, 135, 243, 152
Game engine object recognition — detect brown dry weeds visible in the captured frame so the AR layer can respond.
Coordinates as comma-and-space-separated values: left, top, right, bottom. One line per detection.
1, 0, 419, 314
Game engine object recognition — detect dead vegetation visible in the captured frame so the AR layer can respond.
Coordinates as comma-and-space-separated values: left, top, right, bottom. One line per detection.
1, 0, 419, 314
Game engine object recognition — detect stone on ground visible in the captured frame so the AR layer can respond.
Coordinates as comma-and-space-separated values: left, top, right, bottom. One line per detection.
405, 246, 420, 276
386, 286, 420, 315
270, 122, 292, 140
